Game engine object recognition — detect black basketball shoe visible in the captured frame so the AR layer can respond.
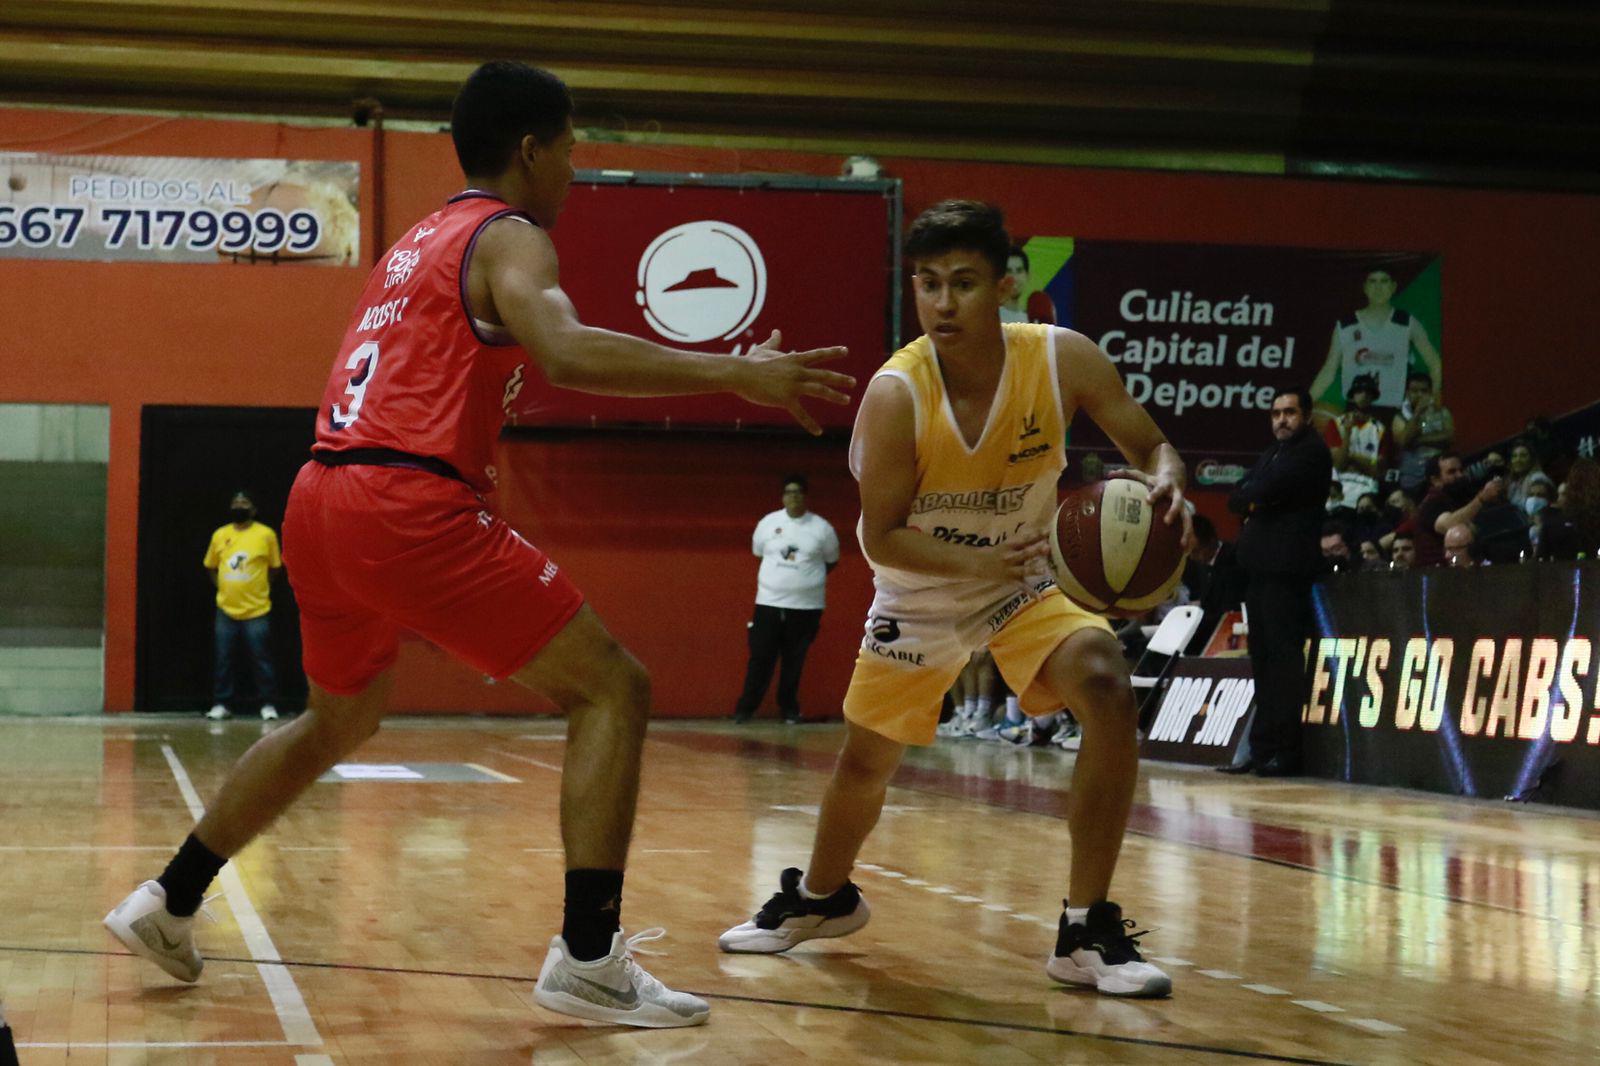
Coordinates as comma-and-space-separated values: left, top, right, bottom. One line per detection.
1046, 900, 1172, 997
718, 867, 871, 953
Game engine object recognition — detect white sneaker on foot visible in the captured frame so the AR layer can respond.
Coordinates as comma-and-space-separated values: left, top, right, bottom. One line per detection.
1046, 901, 1171, 998
718, 867, 870, 954
103, 881, 203, 983
205, 704, 230, 720
534, 929, 708, 1028
259, 704, 279, 721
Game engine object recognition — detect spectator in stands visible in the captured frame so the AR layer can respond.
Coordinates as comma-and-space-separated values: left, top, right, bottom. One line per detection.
1358, 539, 1386, 570
1385, 487, 1417, 526
1505, 440, 1556, 510
203, 490, 282, 721
1443, 524, 1478, 567
1225, 385, 1332, 777
1182, 513, 1246, 655
1390, 371, 1454, 495
1409, 452, 1504, 567
1320, 522, 1355, 571
1351, 491, 1390, 546
732, 474, 840, 724
1325, 480, 1349, 516
1539, 458, 1600, 560
1079, 452, 1105, 484
1325, 373, 1388, 508
1390, 532, 1417, 569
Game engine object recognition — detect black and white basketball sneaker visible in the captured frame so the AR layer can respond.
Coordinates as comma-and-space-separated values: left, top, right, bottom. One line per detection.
1046, 900, 1172, 998
718, 867, 871, 953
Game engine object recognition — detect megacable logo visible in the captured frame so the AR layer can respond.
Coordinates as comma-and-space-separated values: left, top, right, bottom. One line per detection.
636, 221, 767, 344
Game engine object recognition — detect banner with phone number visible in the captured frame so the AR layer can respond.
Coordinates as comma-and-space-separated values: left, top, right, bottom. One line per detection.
0, 152, 359, 266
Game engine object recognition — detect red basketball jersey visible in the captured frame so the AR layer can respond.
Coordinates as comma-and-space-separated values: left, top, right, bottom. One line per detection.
311, 191, 534, 493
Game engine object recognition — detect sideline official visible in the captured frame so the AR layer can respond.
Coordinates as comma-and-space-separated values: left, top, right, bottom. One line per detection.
1224, 388, 1332, 777
732, 475, 840, 723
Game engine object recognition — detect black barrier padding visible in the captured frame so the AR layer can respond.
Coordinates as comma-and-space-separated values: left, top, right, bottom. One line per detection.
1306, 562, 1600, 810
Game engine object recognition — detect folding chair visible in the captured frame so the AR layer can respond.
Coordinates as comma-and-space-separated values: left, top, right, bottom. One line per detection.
1130, 604, 1205, 730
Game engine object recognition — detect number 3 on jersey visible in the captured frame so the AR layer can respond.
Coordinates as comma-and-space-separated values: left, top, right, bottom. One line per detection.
330, 341, 379, 428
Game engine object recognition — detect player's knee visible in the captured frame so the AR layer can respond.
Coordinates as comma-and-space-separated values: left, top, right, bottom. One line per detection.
594, 645, 651, 720
1074, 657, 1136, 716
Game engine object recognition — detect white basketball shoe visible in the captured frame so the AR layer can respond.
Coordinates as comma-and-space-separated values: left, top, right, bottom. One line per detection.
534, 928, 709, 1028
718, 867, 870, 953
103, 881, 203, 983
1046, 900, 1171, 998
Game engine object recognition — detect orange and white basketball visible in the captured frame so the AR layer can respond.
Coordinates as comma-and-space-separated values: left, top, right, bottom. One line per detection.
1049, 477, 1186, 618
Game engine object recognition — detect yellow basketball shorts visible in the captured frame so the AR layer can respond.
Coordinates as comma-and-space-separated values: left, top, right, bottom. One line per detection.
842, 582, 1113, 746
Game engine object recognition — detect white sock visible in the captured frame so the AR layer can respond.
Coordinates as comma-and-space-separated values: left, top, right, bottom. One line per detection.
798, 875, 832, 900
975, 697, 993, 723
1004, 696, 1024, 725
962, 697, 977, 718
1064, 905, 1090, 925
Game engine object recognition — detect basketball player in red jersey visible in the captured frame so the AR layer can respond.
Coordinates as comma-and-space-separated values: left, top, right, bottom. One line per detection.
103, 61, 853, 1029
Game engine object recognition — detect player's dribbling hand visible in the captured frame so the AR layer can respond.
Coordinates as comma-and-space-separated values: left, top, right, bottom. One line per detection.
1107, 467, 1196, 552
737, 329, 855, 435
981, 533, 1051, 587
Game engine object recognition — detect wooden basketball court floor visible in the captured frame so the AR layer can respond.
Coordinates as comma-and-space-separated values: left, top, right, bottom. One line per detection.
1, 715, 1595, 1065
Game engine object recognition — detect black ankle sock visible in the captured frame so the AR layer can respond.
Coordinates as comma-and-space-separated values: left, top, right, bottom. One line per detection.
157, 834, 227, 917
563, 868, 625, 962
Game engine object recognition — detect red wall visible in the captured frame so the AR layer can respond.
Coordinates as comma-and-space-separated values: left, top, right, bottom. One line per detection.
3, 107, 1596, 714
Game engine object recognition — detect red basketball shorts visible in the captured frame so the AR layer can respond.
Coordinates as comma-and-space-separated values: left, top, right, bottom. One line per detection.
282, 461, 584, 695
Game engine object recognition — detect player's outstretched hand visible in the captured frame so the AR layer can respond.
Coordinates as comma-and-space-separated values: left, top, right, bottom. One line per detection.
735, 330, 855, 435
1108, 467, 1196, 551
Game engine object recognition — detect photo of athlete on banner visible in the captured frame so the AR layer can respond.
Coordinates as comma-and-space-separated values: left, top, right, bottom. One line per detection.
1310, 265, 1443, 424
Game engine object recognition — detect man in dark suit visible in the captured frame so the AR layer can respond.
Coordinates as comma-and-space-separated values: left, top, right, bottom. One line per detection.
1223, 387, 1333, 777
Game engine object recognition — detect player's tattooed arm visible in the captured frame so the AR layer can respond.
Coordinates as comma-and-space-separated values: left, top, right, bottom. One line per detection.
470, 217, 853, 434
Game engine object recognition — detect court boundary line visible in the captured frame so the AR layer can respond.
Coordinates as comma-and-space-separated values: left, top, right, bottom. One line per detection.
160, 745, 323, 1048
658, 731, 1590, 927
0, 943, 1354, 1066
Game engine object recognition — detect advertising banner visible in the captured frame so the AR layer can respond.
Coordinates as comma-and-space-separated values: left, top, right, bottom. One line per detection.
1306, 563, 1600, 810
0, 152, 360, 266
1013, 238, 1441, 483
513, 173, 899, 433
1141, 658, 1254, 766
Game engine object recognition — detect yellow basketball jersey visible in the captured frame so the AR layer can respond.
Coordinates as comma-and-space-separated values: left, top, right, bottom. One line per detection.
853, 322, 1069, 616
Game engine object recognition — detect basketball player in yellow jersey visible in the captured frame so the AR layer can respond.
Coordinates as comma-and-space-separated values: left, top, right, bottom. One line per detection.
720, 201, 1191, 998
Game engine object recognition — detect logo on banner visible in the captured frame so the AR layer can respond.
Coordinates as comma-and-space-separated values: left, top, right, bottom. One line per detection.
1148, 675, 1255, 746
1194, 459, 1248, 486
635, 221, 767, 344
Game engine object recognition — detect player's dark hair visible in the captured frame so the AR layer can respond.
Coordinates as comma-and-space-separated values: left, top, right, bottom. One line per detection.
1273, 386, 1314, 415
1405, 370, 1432, 388
1007, 244, 1030, 273
231, 489, 254, 504
782, 474, 808, 493
451, 61, 574, 178
905, 200, 1010, 278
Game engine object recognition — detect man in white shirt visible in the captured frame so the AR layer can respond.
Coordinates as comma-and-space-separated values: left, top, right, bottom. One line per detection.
733, 475, 840, 724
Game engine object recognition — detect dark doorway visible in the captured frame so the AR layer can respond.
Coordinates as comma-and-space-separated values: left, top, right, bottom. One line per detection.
136, 406, 316, 713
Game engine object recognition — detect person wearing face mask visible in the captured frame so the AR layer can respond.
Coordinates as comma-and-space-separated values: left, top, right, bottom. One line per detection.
202, 491, 283, 721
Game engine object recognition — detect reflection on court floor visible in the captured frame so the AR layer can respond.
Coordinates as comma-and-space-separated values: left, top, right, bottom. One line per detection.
1, 715, 1595, 1064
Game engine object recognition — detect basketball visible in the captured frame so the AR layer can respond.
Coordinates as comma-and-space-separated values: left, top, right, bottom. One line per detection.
1048, 476, 1186, 617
